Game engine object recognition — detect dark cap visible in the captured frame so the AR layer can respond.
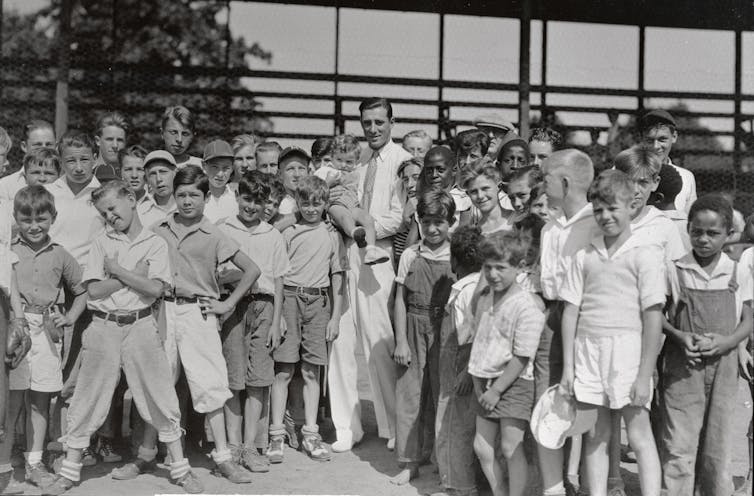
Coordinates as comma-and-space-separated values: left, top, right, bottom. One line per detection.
278, 146, 311, 165
203, 139, 234, 162
642, 109, 676, 128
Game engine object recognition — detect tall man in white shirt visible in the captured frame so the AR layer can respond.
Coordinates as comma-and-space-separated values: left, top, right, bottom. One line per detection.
328, 98, 412, 452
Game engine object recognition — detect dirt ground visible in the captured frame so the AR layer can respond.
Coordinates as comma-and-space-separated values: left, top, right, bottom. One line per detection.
8, 359, 753, 496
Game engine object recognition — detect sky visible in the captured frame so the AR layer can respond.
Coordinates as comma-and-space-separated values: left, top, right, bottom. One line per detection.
6, 0, 754, 149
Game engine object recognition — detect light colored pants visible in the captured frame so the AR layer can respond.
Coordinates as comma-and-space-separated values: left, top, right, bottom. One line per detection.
163, 301, 232, 413
65, 316, 182, 449
328, 239, 398, 441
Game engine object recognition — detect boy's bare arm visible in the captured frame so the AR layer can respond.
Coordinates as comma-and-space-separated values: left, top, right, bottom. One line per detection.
268, 276, 285, 349
55, 293, 88, 328
105, 256, 163, 299
204, 251, 260, 316
9, 268, 23, 318
393, 283, 410, 367
632, 304, 663, 406
326, 271, 344, 342
559, 302, 579, 395
480, 355, 527, 411
273, 213, 297, 232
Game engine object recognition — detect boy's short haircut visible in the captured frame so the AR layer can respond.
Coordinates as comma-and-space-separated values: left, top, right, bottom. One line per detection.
416, 189, 456, 224
333, 134, 361, 157
688, 194, 733, 231
544, 149, 594, 192
117, 144, 147, 167
588, 169, 635, 205
57, 130, 95, 155
514, 213, 545, 264
95, 111, 130, 136
24, 119, 54, 139
230, 133, 262, 154
461, 156, 501, 189
528, 182, 546, 206
454, 129, 490, 157
403, 129, 432, 144
613, 144, 662, 180
173, 164, 209, 195
266, 174, 286, 202
741, 214, 754, 243
359, 97, 393, 119
295, 175, 329, 204
0, 126, 11, 153
479, 230, 530, 267
655, 163, 683, 204
528, 127, 563, 149
398, 157, 423, 177
23, 147, 61, 173
14, 184, 57, 218
450, 225, 484, 273
90, 179, 133, 205
238, 170, 271, 203
311, 137, 334, 160
508, 165, 543, 187
255, 141, 283, 157
161, 105, 195, 132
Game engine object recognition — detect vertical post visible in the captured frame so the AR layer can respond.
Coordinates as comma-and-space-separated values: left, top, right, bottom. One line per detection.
55, 0, 72, 138
437, 12, 445, 141
1, 0, 4, 108
224, 1, 233, 132
638, 25, 645, 113
334, 5, 342, 134
734, 28, 742, 173
540, 18, 547, 110
518, 0, 531, 138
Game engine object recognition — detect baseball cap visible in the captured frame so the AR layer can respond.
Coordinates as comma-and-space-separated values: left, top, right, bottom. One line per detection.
278, 146, 311, 165
203, 139, 234, 162
530, 385, 598, 449
474, 113, 515, 133
642, 109, 676, 128
143, 150, 177, 170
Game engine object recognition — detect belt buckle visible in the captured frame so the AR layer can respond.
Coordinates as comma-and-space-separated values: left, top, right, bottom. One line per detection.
113, 313, 135, 326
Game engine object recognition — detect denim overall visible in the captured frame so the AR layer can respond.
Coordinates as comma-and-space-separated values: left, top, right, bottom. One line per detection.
395, 255, 454, 463
435, 293, 477, 492
661, 265, 740, 496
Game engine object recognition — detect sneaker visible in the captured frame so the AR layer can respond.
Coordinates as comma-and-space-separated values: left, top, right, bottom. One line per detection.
352, 227, 367, 248
331, 431, 363, 453
267, 434, 285, 464
111, 457, 157, 480
214, 460, 253, 484
47, 450, 65, 474
26, 462, 56, 487
284, 414, 300, 449
97, 437, 123, 463
241, 446, 270, 473
81, 446, 97, 467
301, 432, 331, 462
0, 470, 24, 495
10, 444, 24, 468
41, 474, 75, 496
175, 470, 204, 494
364, 245, 390, 265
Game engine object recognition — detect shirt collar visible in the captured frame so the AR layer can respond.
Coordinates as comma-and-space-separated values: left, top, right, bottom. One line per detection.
662, 209, 687, 221
589, 228, 650, 259
452, 272, 480, 292
675, 251, 735, 281
50, 175, 101, 197
223, 216, 274, 235
552, 202, 593, 229
418, 240, 451, 258
163, 212, 213, 236
631, 205, 664, 228
104, 224, 158, 245
11, 235, 58, 254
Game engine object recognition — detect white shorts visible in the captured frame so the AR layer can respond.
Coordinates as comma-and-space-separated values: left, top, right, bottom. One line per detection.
9, 313, 63, 393
163, 301, 232, 413
573, 331, 651, 410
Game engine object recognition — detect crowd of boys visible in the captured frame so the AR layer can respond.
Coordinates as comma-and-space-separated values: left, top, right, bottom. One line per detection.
0, 99, 751, 496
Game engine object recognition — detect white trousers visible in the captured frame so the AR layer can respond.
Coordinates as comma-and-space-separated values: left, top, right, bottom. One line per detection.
328, 239, 398, 440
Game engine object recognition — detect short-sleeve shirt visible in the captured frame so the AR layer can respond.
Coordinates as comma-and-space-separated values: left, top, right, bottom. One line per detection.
395, 241, 451, 285
661, 209, 691, 252
283, 222, 347, 289
540, 203, 600, 301
667, 251, 754, 320
631, 206, 686, 262
0, 169, 26, 204
0, 244, 18, 296
152, 214, 239, 299
83, 227, 173, 312
45, 176, 105, 270
448, 272, 481, 345
11, 237, 85, 308
137, 195, 177, 230
468, 287, 545, 380
560, 233, 666, 338
203, 186, 238, 223
217, 217, 289, 296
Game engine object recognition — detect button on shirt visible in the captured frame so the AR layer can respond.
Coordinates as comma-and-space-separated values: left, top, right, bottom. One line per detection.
395, 241, 451, 285
45, 176, 105, 270
152, 214, 239, 299
540, 203, 601, 301
217, 217, 289, 296
560, 233, 667, 338
83, 228, 172, 312
357, 141, 412, 240
136, 195, 177, 230
667, 251, 753, 320
203, 185, 238, 223
11, 237, 85, 307
283, 222, 347, 289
